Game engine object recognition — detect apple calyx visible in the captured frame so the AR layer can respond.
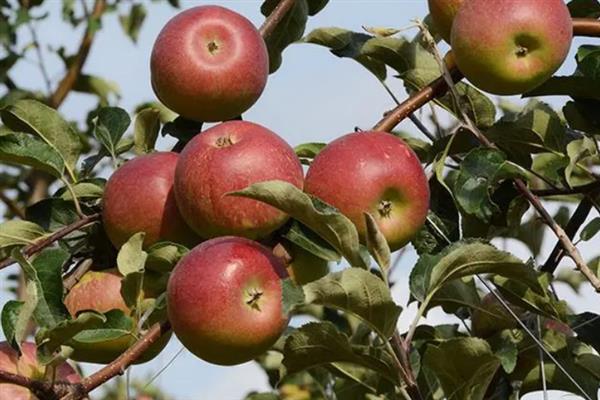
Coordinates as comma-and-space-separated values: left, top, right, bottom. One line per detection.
378, 199, 393, 218
245, 289, 264, 311
207, 40, 220, 54
215, 135, 234, 147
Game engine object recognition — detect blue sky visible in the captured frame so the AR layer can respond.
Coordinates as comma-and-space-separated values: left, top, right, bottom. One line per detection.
2, 0, 600, 399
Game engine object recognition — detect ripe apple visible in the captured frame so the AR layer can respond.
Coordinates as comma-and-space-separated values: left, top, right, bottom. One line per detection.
427, 0, 464, 43
0, 341, 79, 400
150, 5, 269, 122
102, 151, 199, 249
174, 120, 304, 239
167, 236, 289, 365
304, 132, 429, 251
451, 0, 572, 95
64, 269, 171, 364
273, 242, 329, 285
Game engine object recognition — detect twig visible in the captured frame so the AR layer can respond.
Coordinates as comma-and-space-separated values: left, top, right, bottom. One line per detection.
259, 0, 297, 39
573, 18, 600, 37
0, 213, 100, 271
63, 258, 93, 291
0, 190, 25, 219
26, 21, 52, 95
0, 370, 62, 400
48, 0, 106, 108
532, 181, 600, 197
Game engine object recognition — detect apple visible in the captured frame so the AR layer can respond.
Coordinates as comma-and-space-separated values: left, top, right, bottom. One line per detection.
471, 292, 525, 338
451, 0, 572, 95
427, 0, 464, 43
167, 236, 289, 365
64, 269, 171, 364
102, 151, 199, 249
0, 342, 79, 400
174, 120, 304, 239
273, 242, 329, 285
304, 132, 429, 251
150, 5, 268, 122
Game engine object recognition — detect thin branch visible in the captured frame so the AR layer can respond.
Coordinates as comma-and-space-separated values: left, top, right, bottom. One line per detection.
48, 0, 106, 108
532, 181, 600, 197
0, 370, 61, 400
259, 0, 296, 39
26, 21, 52, 95
0, 190, 26, 219
0, 213, 100, 271
63, 258, 93, 291
573, 18, 600, 37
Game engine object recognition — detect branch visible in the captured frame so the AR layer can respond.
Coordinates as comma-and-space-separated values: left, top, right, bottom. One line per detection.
532, 181, 600, 197
61, 321, 172, 400
63, 258, 93, 291
573, 18, 600, 37
259, 0, 296, 39
48, 0, 106, 108
0, 213, 100, 271
0, 190, 25, 219
0, 370, 62, 400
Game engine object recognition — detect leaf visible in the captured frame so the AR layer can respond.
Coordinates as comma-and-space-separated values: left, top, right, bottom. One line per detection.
1, 99, 81, 178
409, 240, 543, 305
295, 142, 326, 164
569, 0, 600, 18
71, 310, 135, 343
424, 338, 501, 400
73, 74, 121, 106
59, 181, 104, 200
581, 218, 600, 241
453, 148, 527, 223
119, 3, 147, 43
282, 278, 305, 315
145, 241, 188, 273
566, 136, 598, 186
26, 198, 79, 231
283, 222, 341, 262
363, 213, 390, 274
0, 132, 65, 177
230, 180, 369, 268
569, 312, 600, 354
362, 26, 400, 37
133, 108, 160, 155
303, 268, 401, 338
14, 281, 38, 351
117, 232, 147, 275
1, 300, 23, 348
525, 76, 600, 100
94, 107, 131, 160
0, 220, 46, 248
282, 322, 399, 384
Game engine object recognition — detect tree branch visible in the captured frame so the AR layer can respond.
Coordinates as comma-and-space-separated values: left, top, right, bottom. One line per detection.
0, 213, 100, 271
48, 0, 106, 108
532, 181, 600, 197
0, 190, 25, 219
259, 0, 296, 39
0, 370, 61, 400
572, 18, 600, 37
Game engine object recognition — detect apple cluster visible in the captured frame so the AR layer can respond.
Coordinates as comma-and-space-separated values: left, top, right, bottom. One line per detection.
428, 0, 573, 95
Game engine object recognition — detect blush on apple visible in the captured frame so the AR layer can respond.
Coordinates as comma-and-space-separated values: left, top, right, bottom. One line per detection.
427, 0, 464, 43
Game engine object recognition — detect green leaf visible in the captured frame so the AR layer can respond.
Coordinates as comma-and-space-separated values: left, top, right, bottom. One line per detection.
282, 278, 305, 315
133, 108, 160, 155
295, 142, 326, 164
525, 76, 600, 100
119, 3, 147, 43
570, 312, 600, 354
581, 218, 600, 241
453, 148, 527, 223
423, 338, 501, 400
26, 198, 79, 231
230, 180, 369, 268
94, 107, 131, 160
14, 281, 38, 351
569, 0, 600, 18
363, 213, 390, 274
1, 300, 23, 348
0, 132, 65, 177
282, 322, 399, 384
0, 220, 46, 248
73, 74, 121, 106
1, 99, 82, 178
117, 232, 147, 275
59, 181, 104, 200
283, 222, 341, 262
303, 268, 401, 338
145, 241, 188, 273
71, 310, 135, 343
566, 136, 598, 186
409, 240, 543, 305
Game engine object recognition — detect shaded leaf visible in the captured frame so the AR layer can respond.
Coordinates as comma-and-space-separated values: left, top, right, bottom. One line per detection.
0, 132, 65, 177
94, 107, 131, 160
133, 108, 160, 155
0, 220, 46, 248
364, 213, 390, 274
1, 300, 23, 348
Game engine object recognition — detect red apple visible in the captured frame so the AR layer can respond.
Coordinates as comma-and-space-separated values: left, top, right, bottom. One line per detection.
451, 0, 572, 95
427, 0, 464, 43
274, 242, 329, 285
0, 342, 79, 400
150, 5, 269, 122
304, 132, 429, 251
174, 120, 304, 239
64, 269, 171, 364
167, 236, 289, 365
102, 151, 199, 249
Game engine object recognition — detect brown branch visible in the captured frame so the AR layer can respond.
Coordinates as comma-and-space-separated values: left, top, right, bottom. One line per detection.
259, 0, 297, 39
63, 258, 93, 291
532, 181, 600, 197
390, 332, 423, 400
48, 0, 106, 108
0, 213, 100, 271
61, 321, 172, 400
573, 18, 600, 37
0, 370, 61, 400
0, 191, 25, 219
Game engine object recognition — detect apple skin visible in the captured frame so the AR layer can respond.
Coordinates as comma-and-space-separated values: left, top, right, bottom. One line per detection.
64, 269, 171, 364
451, 0, 572, 95
304, 132, 429, 251
0, 342, 80, 400
102, 152, 199, 249
427, 0, 464, 43
274, 242, 329, 285
167, 236, 289, 365
150, 5, 268, 122
174, 120, 304, 239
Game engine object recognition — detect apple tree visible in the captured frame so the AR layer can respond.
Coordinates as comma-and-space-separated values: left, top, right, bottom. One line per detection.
1, 0, 600, 399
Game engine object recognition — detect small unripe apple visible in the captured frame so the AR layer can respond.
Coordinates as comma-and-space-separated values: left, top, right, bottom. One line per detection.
451, 0, 572, 95
174, 120, 304, 239
150, 5, 269, 122
0, 342, 79, 400
274, 242, 329, 285
304, 132, 429, 251
102, 152, 199, 249
167, 236, 289, 365
64, 269, 170, 364
427, 0, 464, 43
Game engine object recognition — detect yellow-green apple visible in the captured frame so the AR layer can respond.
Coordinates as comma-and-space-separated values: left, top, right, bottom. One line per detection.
451, 0, 572, 95
174, 120, 304, 239
427, 0, 464, 43
0, 342, 79, 399
102, 151, 198, 249
167, 236, 289, 365
273, 242, 329, 285
304, 132, 429, 251
150, 6, 268, 122
64, 269, 170, 364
